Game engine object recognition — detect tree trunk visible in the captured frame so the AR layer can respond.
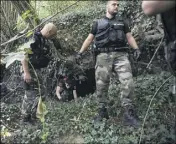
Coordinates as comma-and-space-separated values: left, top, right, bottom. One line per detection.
1, 1, 18, 43
10, 0, 40, 29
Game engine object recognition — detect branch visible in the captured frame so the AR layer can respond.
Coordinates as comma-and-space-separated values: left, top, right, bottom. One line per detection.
138, 75, 173, 144
144, 30, 158, 35
145, 34, 163, 41
18, 23, 29, 35
1, 0, 80, 47
156, 15, 164, 34
1, 5, 13, 36
146, 36, 164, 69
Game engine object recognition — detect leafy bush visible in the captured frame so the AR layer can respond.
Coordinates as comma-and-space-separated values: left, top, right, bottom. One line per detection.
1, 72, 175, 143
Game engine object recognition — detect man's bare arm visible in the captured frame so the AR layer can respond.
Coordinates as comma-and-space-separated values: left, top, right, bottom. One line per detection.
56, 86, 62, 100
142, 1, 176, 16
79, 34, 94, 53
21, 56, 31, 83
126, 32, 139, 49
73, 90, 78, 102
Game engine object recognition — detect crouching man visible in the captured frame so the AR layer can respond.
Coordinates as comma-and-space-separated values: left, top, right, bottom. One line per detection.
56, 76, 78, 102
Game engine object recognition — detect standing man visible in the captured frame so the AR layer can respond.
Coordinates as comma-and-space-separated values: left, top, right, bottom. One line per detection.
77, 0, 141, 126
142, 1, 176, 76
21, 23, 57, 124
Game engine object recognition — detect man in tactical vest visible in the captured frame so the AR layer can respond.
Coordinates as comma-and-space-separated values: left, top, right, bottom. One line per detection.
142, 1, 176, 76
77, 0, 141, 127
21, 23, 57, 124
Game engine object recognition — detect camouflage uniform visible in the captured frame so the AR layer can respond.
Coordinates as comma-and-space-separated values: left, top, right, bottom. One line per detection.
21, 69, 44, 119
95, 51, 134, 107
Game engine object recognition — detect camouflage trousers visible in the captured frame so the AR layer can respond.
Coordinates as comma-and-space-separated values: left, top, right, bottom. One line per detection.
95, 52, 134, 107
21, 69, 44, 119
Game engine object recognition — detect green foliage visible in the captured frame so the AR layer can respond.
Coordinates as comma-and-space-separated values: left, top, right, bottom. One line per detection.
2, 52, 25, 68
36, 96, 49, 143
36, 96, 48, 122
18, 39, 34, 51
1, 126, 11, 138
1, 1, 175, 143
26, 31, 33, 38
21, 10, 32, 20
1, 72, 175, 143
13, 16, 26, 32
14, 9, 39, 32
2, 39, 34, 68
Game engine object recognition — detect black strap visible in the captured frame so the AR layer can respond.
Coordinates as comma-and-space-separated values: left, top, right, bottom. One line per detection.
97, 47, 128, 53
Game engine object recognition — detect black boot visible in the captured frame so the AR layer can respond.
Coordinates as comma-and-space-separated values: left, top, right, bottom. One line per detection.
94, 105, 109, 122
122, 106, 140, 128
21, 114, 37, 125
30, 114, 39, 124
20, 114, 32, 125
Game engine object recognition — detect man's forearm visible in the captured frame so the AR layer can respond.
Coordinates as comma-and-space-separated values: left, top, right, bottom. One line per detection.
56, 87, 62, 99
79, 34, 94, 53
79, 39, 92, 53
128, 36, 139, 49
73, 90, 78, 100
56, 93, 61, 99
142, 1, 176, 16
21, 57, 30, 73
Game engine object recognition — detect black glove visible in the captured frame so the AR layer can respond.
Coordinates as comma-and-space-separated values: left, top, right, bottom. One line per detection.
76, 52, 82, 64
133, 49, 141, 61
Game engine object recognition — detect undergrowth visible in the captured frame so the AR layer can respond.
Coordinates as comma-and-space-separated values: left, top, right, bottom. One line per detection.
1, 72, 175, 144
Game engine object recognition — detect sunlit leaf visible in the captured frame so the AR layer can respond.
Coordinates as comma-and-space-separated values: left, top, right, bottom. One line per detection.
4, 131, 11, 137
3, 52, 25, 68
24, 48, 33, 54
36, 96, 48, 121
26, 31, 33, 38
18, 39, 34, 51
1, 127, 11, 138
41, 132, 49, 141
21, 10, 31, 20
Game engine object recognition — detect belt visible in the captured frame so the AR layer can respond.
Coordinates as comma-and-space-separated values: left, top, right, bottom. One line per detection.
97, 47, 129, 53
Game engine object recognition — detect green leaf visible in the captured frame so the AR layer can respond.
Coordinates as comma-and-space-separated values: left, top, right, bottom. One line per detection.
36, 96, 48, 121
21, 10, 31, 20
26, 31, 33, 38
24, 48, 33, 54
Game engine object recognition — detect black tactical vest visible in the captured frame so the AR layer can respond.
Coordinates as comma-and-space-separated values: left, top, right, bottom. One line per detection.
94, 15, 126, 48
28, 31, 50, 69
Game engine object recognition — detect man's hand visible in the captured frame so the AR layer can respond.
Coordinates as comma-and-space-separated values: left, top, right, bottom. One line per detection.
24, 72, 31, 83
133, 49, 141, 61
142, 1, 176, 16
76, 52, 82, 64
58, 96, 62, 100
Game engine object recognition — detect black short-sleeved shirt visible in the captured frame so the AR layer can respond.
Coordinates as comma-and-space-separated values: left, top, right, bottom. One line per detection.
90, 16, 131, 35
30, 32, 45, 50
